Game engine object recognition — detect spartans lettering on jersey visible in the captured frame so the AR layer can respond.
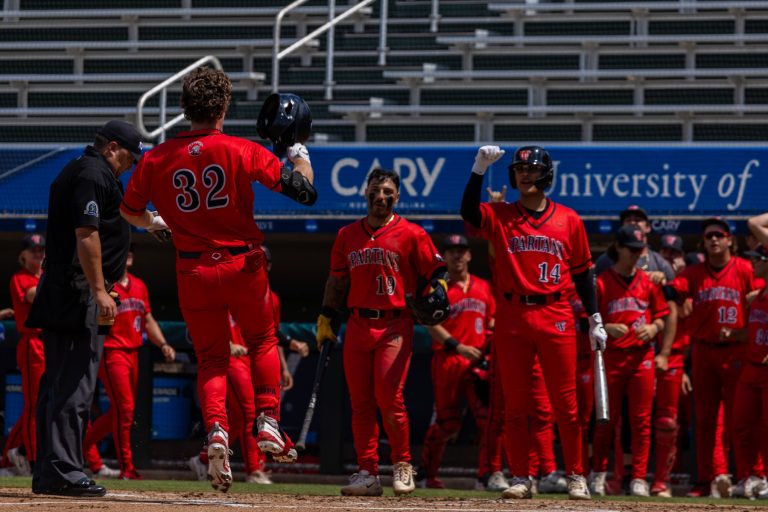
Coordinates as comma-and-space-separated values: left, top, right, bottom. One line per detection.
694, 286, 741, 305
117, 297, 147, 315
506, 235, 565, 260
448, 298, 487, 319
347, 247, 400, 271
607, 297, 649, 315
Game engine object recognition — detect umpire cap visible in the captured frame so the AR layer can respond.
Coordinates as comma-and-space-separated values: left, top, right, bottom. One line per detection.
97, 120, 144, 163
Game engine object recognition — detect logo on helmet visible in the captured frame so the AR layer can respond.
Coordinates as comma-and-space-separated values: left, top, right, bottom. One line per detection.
518, 149, 531, 161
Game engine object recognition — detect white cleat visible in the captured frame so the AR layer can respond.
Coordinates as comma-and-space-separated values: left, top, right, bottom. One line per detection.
589, 471, 607, 496
95, 464, 120, 479
188, 455, 208, 481
630, 478, 650, 497
246, 470, 273, 484
486, 470, 509, 491
713, 474, 731, 498
206, 422, 233, 493
734, 475, 768, 499
501, 476, 533, 499
340, 470, 383, 496
392, 461, 416, 495
7, 448, 30, 477
568, 474, 591, 500
256, 413, 298, 463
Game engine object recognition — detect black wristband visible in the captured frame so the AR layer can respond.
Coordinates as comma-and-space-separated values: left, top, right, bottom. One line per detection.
320, 305, 338, 319
444, 337, 460, 351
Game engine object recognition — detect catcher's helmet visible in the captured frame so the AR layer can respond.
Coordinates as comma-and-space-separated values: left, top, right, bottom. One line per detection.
257, 93, 312, 154
508, 145, 553, 190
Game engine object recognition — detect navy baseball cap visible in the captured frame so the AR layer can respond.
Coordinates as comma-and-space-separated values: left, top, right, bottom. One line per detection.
744, 245, 768, 261
616, 224, 646, 249
97, 120, 144, 163
21, 233, 45, 250
660, 234, 684, 254
619, 205, 649, 223
684, 251, 705, 266
702, 217, 731, 234
442, 234, 469, 251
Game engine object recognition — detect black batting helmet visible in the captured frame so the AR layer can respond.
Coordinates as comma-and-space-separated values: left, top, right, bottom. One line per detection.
508, 145, 553, 190
257, 93, 312, 155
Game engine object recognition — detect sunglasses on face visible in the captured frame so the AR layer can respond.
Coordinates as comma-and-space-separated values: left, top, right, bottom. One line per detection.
704, 231, 729, 240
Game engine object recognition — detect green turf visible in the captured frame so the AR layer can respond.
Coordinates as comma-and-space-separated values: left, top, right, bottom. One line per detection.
2, 476, 768, 505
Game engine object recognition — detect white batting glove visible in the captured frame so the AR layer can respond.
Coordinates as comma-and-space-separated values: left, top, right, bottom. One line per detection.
472, 145, 505, 176
148, 211, 171, 242
287, 143, 310, 165
589, 312, 608, 351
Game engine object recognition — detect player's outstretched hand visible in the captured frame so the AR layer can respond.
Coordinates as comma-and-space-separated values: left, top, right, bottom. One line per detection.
287, 143, 310, 165
472, 145, 505, 176
290, 339, 310, 357
589, 313, 608, 351
457, 344, 483, 363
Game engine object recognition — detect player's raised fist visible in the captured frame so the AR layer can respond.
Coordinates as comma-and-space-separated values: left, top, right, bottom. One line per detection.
472, 145, 506, 176
288, 143, 310, 165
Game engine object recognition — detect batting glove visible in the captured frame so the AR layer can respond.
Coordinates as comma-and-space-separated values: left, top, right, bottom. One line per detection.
287, 143, 310, 165
316, 314, 337, 349
148, 212, 172, 242
588, 312, 608, 351
472, 145, 505, 176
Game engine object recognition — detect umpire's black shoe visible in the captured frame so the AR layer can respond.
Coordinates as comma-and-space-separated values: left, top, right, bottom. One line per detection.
33, 477, 107, 497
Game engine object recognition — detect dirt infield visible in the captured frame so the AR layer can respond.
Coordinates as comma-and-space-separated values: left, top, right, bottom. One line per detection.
2, 489, 768, 512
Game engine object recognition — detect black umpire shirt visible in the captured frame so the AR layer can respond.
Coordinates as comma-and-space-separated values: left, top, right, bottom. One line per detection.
45, 145, 130, 284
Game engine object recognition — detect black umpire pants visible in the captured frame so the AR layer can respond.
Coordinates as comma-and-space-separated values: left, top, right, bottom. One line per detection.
33, 296, 103, 490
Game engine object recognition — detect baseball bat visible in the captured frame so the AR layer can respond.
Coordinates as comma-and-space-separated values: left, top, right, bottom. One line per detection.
593, 348, 610, 424
295, 340, 334, 451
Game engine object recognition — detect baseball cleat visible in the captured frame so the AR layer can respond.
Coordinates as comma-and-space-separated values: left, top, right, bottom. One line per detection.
188, 454, 208, 481
733, 475, 767, 499
7, 448, 31, 477
589, 471, 607, 496
539, 471, 568, 493
713, 474, 731, 498
486, 471, 510, 491
630, 478, 650, 497
392, 462, 416, 495
340, 470, 383, 496
0, 467, 15, 477
95, 464, 120, 479
650, 481, 672, 497
425, 477, 444, 489
567, 474, 591, 500
246, 470, 273, 485
206, 422, 233, 493
256, 413, 297, 463
501, 476, 533, 499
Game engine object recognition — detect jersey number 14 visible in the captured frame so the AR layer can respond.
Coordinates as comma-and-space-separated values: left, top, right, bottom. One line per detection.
537, 262, 561, 284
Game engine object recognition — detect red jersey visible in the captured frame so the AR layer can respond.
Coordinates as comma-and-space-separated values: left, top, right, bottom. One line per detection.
597, 268, 669, 349
330, 215, 445, 310
270, 289, 281, 331
105, 273, 150, 349
747, 289, 768, 364
10, 268, 41, 337
121, 129, 283, 252
669, 257, 757, 343
476, 200, 592, 296
432, 274, 495, 351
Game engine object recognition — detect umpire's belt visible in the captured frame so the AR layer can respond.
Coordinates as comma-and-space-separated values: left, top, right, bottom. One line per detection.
503, 291, 561, 305
353, 308, 405, 320
177, 245, 251, 260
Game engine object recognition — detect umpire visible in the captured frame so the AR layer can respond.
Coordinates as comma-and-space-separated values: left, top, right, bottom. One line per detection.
26, 120, 143, 497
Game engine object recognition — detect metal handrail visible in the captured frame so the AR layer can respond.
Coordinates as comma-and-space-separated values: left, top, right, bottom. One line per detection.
272, 0, 376, 97
136, 55, 222, 142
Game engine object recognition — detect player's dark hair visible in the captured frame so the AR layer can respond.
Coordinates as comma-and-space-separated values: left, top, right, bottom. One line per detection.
367, 167, 400, 190
181, 67, 232, 123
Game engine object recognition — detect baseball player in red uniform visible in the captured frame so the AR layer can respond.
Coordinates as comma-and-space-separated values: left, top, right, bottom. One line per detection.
591, 225, 670, 497
461, 145, 607, 500
120, 68, 316, 492
1, 234, 45, 476
565, 285, 593, 477
666, 218, 758, 497
731, 243, 768, 499
651, 234, 690, 497
316, 167, 446, 496
420, 234, 494, 489
82, 249, 175, 479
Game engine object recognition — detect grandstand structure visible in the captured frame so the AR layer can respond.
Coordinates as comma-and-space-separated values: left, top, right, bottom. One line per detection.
0, 0, 766, 144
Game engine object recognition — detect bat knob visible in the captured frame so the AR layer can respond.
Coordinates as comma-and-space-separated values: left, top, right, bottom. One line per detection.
295, 442, 306, 452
